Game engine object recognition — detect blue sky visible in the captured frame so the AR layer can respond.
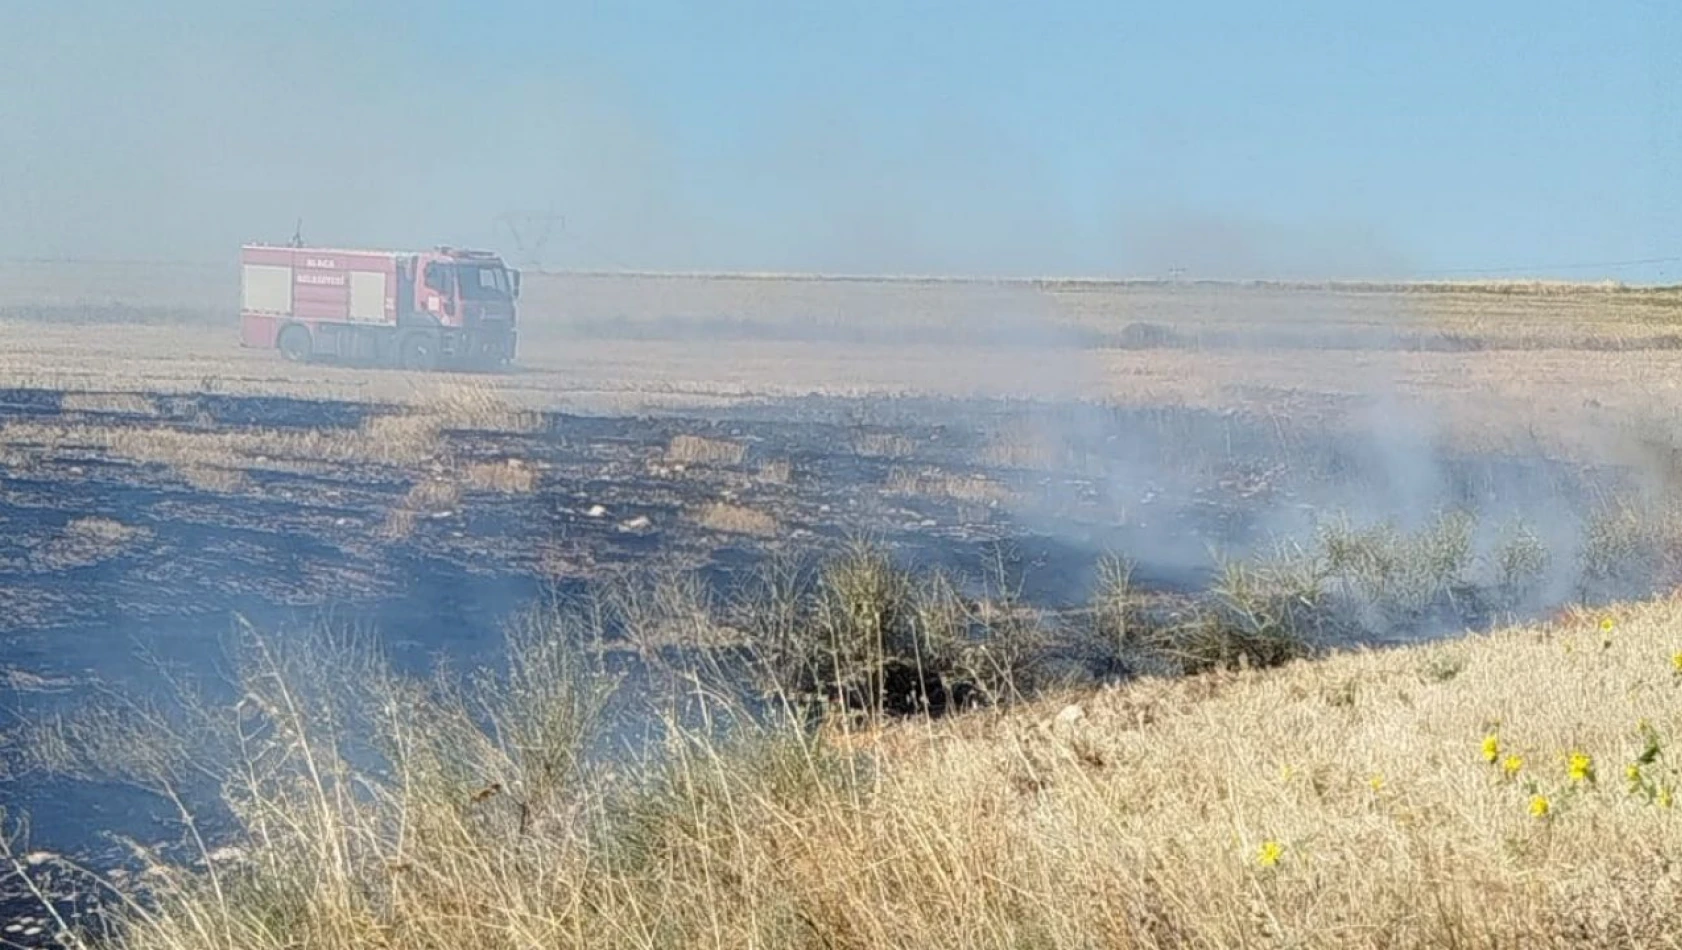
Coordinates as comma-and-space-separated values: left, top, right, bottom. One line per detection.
3, 1, 1678, 280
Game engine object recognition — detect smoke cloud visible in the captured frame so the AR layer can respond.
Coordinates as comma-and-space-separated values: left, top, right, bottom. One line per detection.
17, 1, 1668, 280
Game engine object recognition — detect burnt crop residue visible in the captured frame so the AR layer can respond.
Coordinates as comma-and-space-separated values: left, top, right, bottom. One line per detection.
3, 385, 1681, 936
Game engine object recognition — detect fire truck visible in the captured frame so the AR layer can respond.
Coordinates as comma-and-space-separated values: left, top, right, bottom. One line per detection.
238, 243, 521, 370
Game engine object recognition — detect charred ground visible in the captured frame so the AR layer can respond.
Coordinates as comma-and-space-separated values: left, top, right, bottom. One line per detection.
5, 274, 1682, 945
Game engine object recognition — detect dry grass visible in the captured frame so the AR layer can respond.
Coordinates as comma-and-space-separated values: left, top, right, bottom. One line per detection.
420, 382, 543, 434
177, 465, 248, 493
0, 415, 440, 474
64, 516, 140, 544
462, 458, 538, 493
0, 397, 473, 487
852, 430, 916, 459
0, 387, 548, 508
665, 434, 747, 466
756, 458, 793, 484
7, 282, 1682, 458
60, 392, 158, 416
32, 516, 146, 570
22, 590, 1682, 950
379, 506, 418, 541
694, 500, 779, 537
401, 478, 461, 513
885, 466, 1013, 505
358, 413, 446, 459
978, 424, 1069, 471
757, 600, 1682, 948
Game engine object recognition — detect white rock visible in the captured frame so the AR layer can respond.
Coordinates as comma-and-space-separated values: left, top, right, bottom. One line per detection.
585, 504, 607, 518
22, 851, 54, 866
1054, 704, 1085, 727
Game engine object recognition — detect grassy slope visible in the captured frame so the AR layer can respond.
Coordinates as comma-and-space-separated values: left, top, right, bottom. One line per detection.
819, 600, 1682, 947
38, 597, 1682, 950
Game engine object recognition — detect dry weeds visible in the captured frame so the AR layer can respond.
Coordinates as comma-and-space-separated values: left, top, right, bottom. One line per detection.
0, 396, 481, 487
379, 506, 417, 541
852, 430, 917, 459
978, 422, 1077, 471
756, 458, 793, 484
32, 516, 146, 570
665, 434, 747, 466
462, 458, 538, 493
401, 478, 461, 513
694, 501, 779, 537
420, 382, 543, 434
11, 290, 1682, 457
0, 415, 442, 476
177, 465, 248, 493
60, 392, 158, 416
885, 465, 1012, 505
24, 591, 1682, 950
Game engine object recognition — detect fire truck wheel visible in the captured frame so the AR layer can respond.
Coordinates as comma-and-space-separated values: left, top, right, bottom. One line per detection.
277, 325, 313, 363
399, 332, 439, 371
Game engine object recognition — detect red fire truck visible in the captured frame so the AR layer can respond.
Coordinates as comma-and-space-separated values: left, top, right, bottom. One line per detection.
239, 243, 521, 370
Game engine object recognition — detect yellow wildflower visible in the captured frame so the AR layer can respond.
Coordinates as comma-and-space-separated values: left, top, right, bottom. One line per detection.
1568, 751, 1595, 784
1368, 774, 1385, 792
1626, 763, 1642, 785
1600, 616, 1615, 633
1660, 787, 1674, 809
1257, 840, 1284, 867
1481, 734, 1501, 763
1671, 652, 1682, 675
1501, 754, 1523, 778
1529, 794, 1551, 818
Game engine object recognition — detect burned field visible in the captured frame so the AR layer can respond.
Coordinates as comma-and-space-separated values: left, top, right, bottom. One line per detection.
3, 366, 1682, 941
0, 383, 1648, 653
3, 381, 1668, 827
0, 387, 1125, 641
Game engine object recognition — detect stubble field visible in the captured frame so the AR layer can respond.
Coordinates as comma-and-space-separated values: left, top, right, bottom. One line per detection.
4, 262, 1682, 948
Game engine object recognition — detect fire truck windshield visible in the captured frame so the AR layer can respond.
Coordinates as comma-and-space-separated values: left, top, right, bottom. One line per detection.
457, 264, 513, 300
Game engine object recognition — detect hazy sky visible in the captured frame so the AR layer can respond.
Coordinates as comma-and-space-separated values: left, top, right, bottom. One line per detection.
3, 1, 1678, 280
